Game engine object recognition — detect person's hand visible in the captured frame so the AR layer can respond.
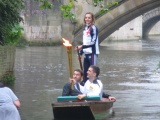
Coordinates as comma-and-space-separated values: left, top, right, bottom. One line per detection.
69, 78, 76, 84
77, 94, 86, 100
108, 96, 116, 101
75, 45, 82, 50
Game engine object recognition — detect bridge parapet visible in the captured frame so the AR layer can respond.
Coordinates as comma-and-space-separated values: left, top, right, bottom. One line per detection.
143, 7, 160, 22
74, 0, 160, 44
142, 7, 160, 38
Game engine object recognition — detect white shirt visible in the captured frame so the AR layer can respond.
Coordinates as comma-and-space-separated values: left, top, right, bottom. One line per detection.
82, 25, 100, 55
83, 79, 103, 98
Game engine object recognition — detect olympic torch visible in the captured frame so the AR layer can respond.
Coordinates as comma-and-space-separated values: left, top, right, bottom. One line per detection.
62, 38, 73, 89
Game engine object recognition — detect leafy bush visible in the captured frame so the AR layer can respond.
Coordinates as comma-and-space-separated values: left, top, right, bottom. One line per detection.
0, 73, 15, 86
5, 24, 24, 45
0, 0, 24, 45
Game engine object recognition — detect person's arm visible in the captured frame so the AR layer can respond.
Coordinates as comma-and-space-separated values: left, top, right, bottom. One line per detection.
99, 82, 103, 99
14, 100, 21, 108
62, 82, 71, 96
77, 94, 87, 100
7, 87, 20, 108
102, 92, 111, 98
76, 26, 98, 50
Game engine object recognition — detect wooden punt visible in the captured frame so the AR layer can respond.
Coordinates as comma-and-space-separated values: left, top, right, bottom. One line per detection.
52, 96, 115, 120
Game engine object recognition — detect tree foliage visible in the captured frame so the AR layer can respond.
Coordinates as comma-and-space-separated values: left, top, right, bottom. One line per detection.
34, 0, 53, 9
5, 24, 24, 45
0, 0, 119, 45
35, 0, 119, 21
0, 0, 24, 45
99, 2, 118, 14
60, 1, 76, 22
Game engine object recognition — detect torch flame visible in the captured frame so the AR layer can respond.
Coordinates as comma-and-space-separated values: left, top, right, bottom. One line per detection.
62, 38, 72, 47
62, 38, 73, 89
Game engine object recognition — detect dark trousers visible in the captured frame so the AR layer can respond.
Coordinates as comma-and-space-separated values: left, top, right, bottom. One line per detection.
82, 54, 97, 83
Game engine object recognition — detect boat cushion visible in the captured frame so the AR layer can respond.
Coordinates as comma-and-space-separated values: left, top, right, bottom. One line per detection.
57, 96, 100, 102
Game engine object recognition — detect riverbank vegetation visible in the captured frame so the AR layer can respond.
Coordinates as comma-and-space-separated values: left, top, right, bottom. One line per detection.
0, 72, 15, 86
35, 0, 119, 23
0, 1, 24, 85
0, 0, 24, 45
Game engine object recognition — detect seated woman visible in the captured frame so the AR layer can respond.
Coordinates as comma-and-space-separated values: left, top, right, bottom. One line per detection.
0, 82, 21, 120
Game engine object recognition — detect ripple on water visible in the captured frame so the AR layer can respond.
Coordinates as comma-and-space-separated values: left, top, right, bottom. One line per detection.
119, 82, 160, 90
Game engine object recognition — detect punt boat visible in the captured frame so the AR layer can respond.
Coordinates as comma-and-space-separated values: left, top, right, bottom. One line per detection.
52, 96, 115, 120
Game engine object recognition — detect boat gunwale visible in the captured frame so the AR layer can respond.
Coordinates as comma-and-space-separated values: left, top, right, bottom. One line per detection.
52, 100, 115, 107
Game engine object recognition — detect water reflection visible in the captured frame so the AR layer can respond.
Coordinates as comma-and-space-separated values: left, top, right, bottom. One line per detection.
14, 38, 160, 120
100, 40, 143, 51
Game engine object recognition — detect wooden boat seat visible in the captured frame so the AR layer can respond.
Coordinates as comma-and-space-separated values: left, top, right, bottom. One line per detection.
57, 96, 100, 102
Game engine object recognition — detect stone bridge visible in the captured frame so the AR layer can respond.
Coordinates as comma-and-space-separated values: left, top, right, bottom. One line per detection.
143, 7, 160, 38
74, 0, 160, 44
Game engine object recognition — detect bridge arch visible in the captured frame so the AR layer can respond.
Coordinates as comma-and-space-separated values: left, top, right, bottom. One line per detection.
143, 7, 160, 38
74, 0, 160, 44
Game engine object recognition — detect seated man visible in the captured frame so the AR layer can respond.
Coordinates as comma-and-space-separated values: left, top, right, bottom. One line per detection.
62, 69, 84, 96
76, 65, 116, 101
62, 66, 116, 101
77, 65, 103, 99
